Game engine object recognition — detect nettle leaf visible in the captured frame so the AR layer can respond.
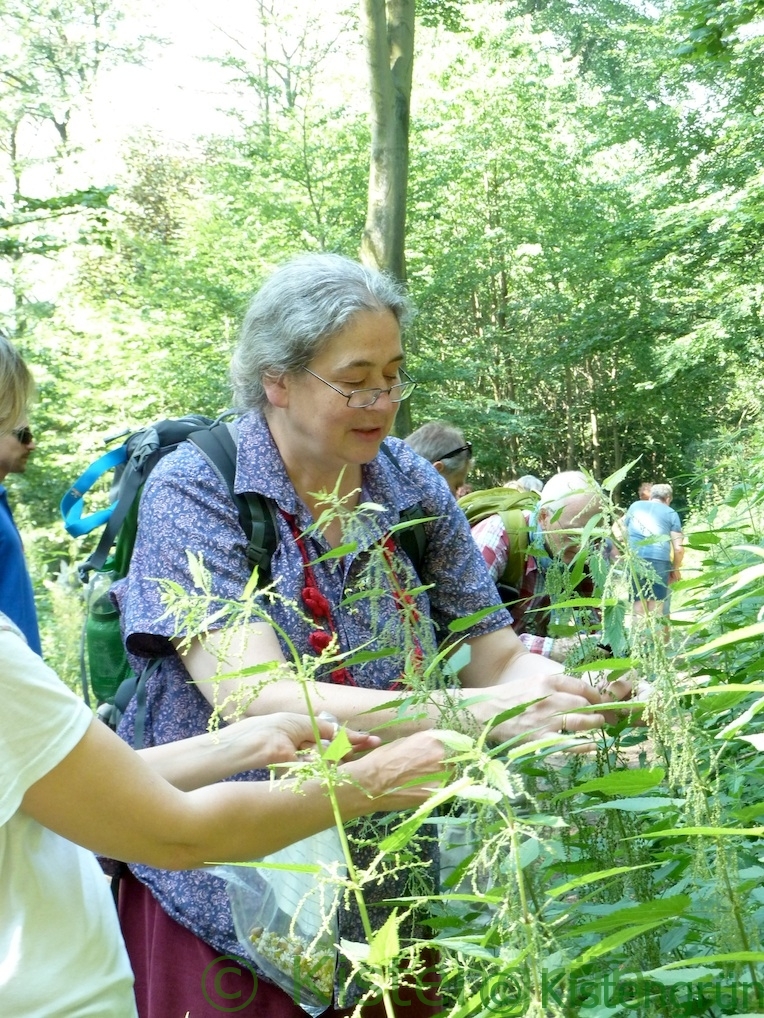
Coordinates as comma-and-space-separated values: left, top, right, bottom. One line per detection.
367, 909, 400, 968
603, 599, 630, 657
228, 860, 320, 873
720, 560, 764, 595
566, 894, 691, 936
602, 458, 640, 492
572, 796, 684, 813
311, 541, 358, 564
186, 550, 211, 590
340, 647, 397, 668
448, 604, 507, 632
686, 622, 764, 656
632, 966, 720, 986
694, 689, 750, 720
548, 862, 660, 898
485, 758, 516, 798
430, 729, 475, 753
566, 657, 636, 673
342, 588, 385, 606
340, 939, 369, 964
387, 514, 440, 536
243, 566, 263, 600
379, 776, 473, 851
540, 596, 610, 609
525, 813, 569, 828
457, 784, 503, 805
570, 921, 670, 969
517, 837, 541, 869
554, 768, 665, 801
430, 938, 497, 960
214, 660, 280, 682
638, 825, 764, 839
717, 696, 764, 740
578, 513, 605, 555
658, 952, 764, 969
687, 685, 764, 697
321, 727, 353, 762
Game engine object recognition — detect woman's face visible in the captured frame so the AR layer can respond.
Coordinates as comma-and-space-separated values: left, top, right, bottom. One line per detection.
272, 309, 404, 469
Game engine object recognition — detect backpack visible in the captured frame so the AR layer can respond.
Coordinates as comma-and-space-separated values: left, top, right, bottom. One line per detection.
61, 417, 427, 734
457, 486, 539, 595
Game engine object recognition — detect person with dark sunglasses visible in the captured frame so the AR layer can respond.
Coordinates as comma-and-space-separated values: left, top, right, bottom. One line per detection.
0, 409, 40, 653
403, 420, 473, 496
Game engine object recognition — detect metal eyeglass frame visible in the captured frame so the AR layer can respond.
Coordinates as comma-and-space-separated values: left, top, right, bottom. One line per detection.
303, 367, 418, 408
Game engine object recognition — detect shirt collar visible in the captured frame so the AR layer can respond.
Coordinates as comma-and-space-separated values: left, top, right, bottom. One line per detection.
232, 415, 424, 527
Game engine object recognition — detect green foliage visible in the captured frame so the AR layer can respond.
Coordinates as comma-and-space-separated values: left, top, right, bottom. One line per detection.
137, 452, 764, 1017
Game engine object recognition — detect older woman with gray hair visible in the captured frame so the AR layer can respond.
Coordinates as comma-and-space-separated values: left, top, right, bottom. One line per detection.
403, 420, 473, 496
0, 336, 452, 1018
115, 253, 630, 1017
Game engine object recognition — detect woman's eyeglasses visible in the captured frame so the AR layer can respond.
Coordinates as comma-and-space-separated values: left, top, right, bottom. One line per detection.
12, 426, 33, 445
439, 442, 472, 461
304, 367, 418, 409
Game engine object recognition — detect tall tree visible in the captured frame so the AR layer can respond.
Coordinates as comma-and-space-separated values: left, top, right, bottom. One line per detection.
359, 0, 466, 434
359, 0, 415, 283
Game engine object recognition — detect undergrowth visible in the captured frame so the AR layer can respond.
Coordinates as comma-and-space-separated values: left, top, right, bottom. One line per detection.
41, 449, 764, 1017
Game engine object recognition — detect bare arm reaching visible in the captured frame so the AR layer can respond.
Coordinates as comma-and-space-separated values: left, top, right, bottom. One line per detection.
181, 620, 628, 746
21, 717, 447, 869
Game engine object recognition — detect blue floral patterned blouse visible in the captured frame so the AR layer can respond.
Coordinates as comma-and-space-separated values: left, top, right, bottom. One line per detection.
115, 410, 510, 967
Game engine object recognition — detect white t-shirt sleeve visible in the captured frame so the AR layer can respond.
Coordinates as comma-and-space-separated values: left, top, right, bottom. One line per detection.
0, 629, 92, 825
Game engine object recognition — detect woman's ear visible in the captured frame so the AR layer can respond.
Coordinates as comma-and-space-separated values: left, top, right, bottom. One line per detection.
433, 461, 446, 475
263, 372, 290, 409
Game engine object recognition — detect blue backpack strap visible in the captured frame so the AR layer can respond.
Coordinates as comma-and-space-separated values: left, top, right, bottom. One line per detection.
188, 423, 279, 582
86, 427, 167, 577
60, 444, 128, 538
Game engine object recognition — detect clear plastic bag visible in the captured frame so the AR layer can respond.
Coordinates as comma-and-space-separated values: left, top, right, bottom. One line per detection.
211, 828, 345, 1016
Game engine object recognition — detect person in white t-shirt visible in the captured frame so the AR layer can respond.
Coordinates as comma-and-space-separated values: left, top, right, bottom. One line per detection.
0, 326, 448, 1018
0, 619, 448, 1017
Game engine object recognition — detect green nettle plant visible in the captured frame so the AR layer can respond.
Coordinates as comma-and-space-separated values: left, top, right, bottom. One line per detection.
154, 464, 764, 1018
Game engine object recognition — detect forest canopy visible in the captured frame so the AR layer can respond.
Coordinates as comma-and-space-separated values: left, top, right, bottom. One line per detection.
1, 0, 763, 528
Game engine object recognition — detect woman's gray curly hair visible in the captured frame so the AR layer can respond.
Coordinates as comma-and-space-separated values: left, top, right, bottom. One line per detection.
231, 253, 414, 412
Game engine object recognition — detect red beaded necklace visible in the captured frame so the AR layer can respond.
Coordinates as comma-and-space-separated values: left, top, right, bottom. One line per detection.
281, 511, 355, 686
281, 512, 427, 690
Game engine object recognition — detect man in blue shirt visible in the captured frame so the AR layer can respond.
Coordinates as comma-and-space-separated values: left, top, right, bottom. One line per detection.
622, 482, 684, 616
0, 422, 41, 653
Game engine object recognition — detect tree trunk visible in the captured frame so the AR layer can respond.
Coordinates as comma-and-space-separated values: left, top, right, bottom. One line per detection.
612, 420, 622, 505
359, 0, 414, 284
564, 361, 576, 470
360, 0, 414, 435
585, 357, 601, 479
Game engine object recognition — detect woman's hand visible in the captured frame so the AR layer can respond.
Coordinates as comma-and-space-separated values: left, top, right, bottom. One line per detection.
341, 731, 448, 809
138, 712, 383, 791
222, 712, 382, 770
468, 672, 636, 743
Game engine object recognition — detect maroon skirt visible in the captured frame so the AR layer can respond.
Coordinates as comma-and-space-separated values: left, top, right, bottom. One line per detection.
118, 869, 441, 1018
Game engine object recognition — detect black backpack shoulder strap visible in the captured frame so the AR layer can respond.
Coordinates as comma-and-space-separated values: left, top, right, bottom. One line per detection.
188, 423, 279, 582
380, 441, 428, 579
